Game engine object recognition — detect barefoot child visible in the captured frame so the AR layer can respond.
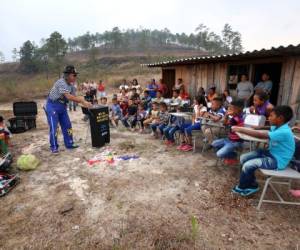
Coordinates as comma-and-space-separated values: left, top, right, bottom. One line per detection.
232, 106, 295, 196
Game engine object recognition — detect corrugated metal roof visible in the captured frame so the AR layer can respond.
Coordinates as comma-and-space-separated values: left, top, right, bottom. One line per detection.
142, 44, 300, 67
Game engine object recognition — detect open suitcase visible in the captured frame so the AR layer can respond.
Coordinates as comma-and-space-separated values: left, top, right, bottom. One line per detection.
8, 102, 38, 133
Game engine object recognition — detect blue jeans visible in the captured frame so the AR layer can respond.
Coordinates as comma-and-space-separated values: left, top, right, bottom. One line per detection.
151, 123, 166, 135
239, 149, 278, 189
163, 126, 179, 142
185, 122, 201, 136
212, 138, 242, 159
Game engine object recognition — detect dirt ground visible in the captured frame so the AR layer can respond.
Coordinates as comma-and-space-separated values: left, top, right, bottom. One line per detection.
0, 100, 299, 250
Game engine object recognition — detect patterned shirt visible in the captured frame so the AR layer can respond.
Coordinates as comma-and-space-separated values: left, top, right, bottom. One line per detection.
49, 78, 72, 101
158, 111, 170, 125
209, 106, 226, 117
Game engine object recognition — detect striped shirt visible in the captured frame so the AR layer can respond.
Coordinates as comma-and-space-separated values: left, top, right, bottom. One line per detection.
49, 78, 72, 101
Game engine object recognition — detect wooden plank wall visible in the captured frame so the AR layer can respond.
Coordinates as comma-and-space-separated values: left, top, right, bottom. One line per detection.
289, 57, 300, 119
173, 63, 228, 98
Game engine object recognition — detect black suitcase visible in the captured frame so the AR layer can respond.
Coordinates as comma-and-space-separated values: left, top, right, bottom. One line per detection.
83, 105, 110, 148
8, 102, 38, 133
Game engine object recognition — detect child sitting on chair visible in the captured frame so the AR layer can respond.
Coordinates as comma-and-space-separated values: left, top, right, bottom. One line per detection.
232, 106, 295, 196
142, 90, 152, 111
150, 102, 170, 138
178, 95, 207, 151
136, 103, 147, 133
143, 102, 160, 130
110, 97, 123, 127
122, 98, 137, 131
211, 99, 244, 165
201, 97, 226, 146
100, 96, 108, 106
249, 90, 274, 118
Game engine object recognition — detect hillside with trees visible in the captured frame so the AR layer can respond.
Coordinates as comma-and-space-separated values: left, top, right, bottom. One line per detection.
0, 23, 242, 101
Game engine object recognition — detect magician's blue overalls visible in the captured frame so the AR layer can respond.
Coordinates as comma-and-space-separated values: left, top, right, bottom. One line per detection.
45, 78, 74, 152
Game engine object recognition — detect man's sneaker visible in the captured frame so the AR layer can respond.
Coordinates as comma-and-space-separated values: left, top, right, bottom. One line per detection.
66, 144, 79, 149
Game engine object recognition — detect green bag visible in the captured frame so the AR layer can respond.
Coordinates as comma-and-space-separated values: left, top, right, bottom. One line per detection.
17, 154, 40, 171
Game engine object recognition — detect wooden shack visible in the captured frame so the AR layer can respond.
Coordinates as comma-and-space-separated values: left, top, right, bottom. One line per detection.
143, 44, 300, 119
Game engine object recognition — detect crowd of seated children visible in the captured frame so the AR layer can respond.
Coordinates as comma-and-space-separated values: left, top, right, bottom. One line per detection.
150, 102, 170, 138
211, 99, 244, 165
177, 95, 207, 152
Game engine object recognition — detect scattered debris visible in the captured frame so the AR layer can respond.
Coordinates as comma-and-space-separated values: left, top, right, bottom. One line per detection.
59, 203, 74, 215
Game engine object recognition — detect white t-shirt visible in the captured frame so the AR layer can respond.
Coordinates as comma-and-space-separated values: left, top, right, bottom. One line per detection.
119, 84, 129, 90
194, 105, 207, 123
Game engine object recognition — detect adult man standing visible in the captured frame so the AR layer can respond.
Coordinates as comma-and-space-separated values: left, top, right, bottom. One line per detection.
45, 65, 92, 154
254, 73, 273, 94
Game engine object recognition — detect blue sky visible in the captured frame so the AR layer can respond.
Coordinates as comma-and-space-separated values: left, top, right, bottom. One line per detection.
1, 0, 300, 61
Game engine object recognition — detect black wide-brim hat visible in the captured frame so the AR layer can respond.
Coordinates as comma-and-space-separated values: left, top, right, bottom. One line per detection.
63, 65, 79, 75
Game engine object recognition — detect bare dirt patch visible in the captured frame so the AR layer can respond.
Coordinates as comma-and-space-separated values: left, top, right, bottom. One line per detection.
0, 100, 299, 249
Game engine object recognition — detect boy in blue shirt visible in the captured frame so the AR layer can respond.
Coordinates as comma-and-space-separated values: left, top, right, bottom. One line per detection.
232, 105, 295, 196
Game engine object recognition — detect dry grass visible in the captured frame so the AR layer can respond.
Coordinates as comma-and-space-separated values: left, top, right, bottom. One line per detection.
0, 62, 160, 102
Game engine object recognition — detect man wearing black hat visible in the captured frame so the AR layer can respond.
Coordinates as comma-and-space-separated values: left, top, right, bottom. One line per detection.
45, 65, 92, 154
